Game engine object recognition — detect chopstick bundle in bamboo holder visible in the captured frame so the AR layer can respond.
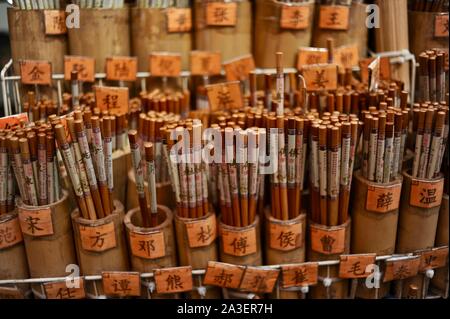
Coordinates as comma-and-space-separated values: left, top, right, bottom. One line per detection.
417, 49, 449, 104
131, 1, 192, 71
194, 0, 252, 61
254, 0, 315, 68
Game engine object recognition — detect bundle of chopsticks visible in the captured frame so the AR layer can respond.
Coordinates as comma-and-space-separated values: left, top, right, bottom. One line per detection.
409, 0, 449, 12
137, 0, 190, 8
139, 89, 190, 116
11, 0, 66, 9
418, 49, 448, 103
72, 0, 125, 8
51, 110, 115, 220
411, 102, 449, 179
23, 92, 61, 123
0, 120, 60, 211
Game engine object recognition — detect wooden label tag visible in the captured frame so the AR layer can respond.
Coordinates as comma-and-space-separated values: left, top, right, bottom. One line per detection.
44, 10, 67, 35
339, 253, 376, 279
297, 47, 328, 69
190, 51, 222, 76
269, 220, 303, 251
79, 222, 116, 252
280, 5, 310, 30
149, 53, 182, 77
105, 56, 137, 82
129, 230, 165, 259
19, 60, 52, 85
223, 55, 255, 81
203, 261, 245, 289
206, 2, 237, 26
220, 225, 257, 257
206, 81, 243, 111
0, 113, 29, 130
18, 207, 54, 237
44, 279, 86, 299
64, 56, 95, 82
368, 57, 380, 92
410, 178, 444, 208
0, 216, 23, 250
94, 86, 129, 115
366, 183, 402, 213
310, 224, 345, 255
102, 271, 141, 297
319, 5, 350, 30
383, 256, 421, 282
435, 14, 449, 38
281, 262, 319, 288
0, 287, 24, 299
154, 266, 193, 294
359, 57, 391, 84
167, 8, 192, 33
302, 63, 338, 91
418, 246, 449, 272
334, 44, 359, 70
239, 267, 280, 294
185, 213, 217, 248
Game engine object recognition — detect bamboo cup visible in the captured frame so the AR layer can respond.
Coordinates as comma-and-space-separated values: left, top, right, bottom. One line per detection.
124, 205, 177, 299
71, 199, 129, 298
0, 211, 30, 299
113, 149, 131, 208
68, 8, 130, 73
194, 0, 252, 61
308, 218, 351, 299
254, 0, 315, 68
431, 193, 449, 296
17, 190, 76, 298
265, 208, 306, 299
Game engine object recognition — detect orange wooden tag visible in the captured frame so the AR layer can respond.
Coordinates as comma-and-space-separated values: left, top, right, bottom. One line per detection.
105, 56, 137, 82
190, 51, 222, 76
239, 266, 280, 294
310, 224, 345, 255
383, 256, 420, 282
366, 183, 402, 213
359, 57, 391, 83
19, 60, 52, 85
149, 53, 182, 77
410, 178, 444, 208
44, 10, 67, 35
334, 44, 359, 70
64, 56, 95, 82
185, 213, 217, 248
319, 5, 350, 30
0, 287, 24, 299
435, 14, 449, 38
129, 230, 165, 259
269, 220, 302, 251
79, 222, 116, 252
302, 63, 338, 91
297, 47, 328, 69
281, 262, 319, 288
203, 261, 245, 288
102, 271, 141, 297
94, 86, 129, 115
418, 246, 449, 272
18, 207, 54, 237
280, 5, 310, 30
206, 2, 237, 26
167, 8, 192, 33
220, 225, 257, 257
44, 279, 86, 299
206, 81, 243, 111
154, 266, 193, 294
0, 113, 29, 130
339, 253, 376, 279
0, 216, 23, 250
223, 55, 255, 81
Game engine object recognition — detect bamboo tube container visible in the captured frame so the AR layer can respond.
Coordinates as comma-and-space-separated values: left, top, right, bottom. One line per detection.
68, 8, 130, 73
16, 190, 76, 297
312, 2, 368, 58
0, 211, 30, 298
254, 0, 315, 68
113, 150, 131, 208
194, 0, 252, 62
126, 169, 176, 211
308, 218, 351, 299
431, 193, 449, 296
131, 7, 192, 71
71, 199, 129, 298
265, 208, 306, 299
124, 205, 177, 299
